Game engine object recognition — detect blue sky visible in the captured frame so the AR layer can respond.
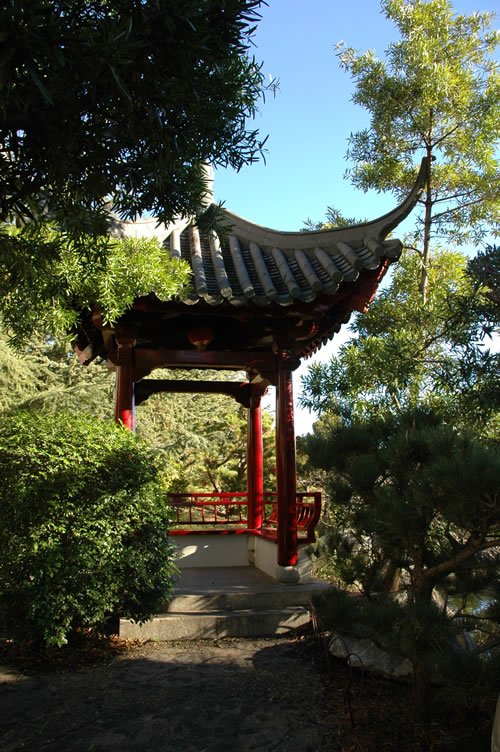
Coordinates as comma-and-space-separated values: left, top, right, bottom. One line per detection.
214, 0, 498, 230
212, 0, 499, 434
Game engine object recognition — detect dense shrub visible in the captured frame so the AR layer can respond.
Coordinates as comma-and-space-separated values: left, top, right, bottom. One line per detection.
0, 410, 177, 646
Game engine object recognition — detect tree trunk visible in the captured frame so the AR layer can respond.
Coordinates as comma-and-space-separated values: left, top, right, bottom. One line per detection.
409, 565, 434, 723
383, 559, 401, 594
411, 662, 432, 723
419, 145, 433, 305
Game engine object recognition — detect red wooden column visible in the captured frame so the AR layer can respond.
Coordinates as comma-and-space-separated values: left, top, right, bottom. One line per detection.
114, 332, 136, 432
246, 390, 264, 530
276, 362, 298, 566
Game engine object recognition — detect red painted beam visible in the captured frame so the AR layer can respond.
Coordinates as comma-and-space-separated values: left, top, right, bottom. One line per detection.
276, 365, 298, 566
247, 392, 264, 530
114, 334, 136, 431
131, 348, 299, 381
135, 379, 252, 407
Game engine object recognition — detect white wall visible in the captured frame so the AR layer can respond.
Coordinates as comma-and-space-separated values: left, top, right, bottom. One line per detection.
171, 533, 314, 583
172, 534, 250, 568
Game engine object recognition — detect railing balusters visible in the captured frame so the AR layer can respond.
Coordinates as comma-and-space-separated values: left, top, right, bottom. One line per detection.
165, 490, 321, 542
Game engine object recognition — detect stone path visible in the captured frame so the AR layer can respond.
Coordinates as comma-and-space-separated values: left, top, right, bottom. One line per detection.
0, 637, 340, 752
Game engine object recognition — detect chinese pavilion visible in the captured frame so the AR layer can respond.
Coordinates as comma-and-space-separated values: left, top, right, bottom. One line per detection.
74, 160, 426, 583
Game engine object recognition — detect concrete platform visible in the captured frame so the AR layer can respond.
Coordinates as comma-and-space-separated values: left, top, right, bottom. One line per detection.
120, 566, 331, 640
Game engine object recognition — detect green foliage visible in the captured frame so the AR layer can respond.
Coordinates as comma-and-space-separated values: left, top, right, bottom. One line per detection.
0, 325, 115, 421
314, 588, 456, 667
0, 335, 277, 493
302, 0, 500, 425
338, 0, 499, 277
135, 369, 276, 493
1, 0, 272, 343
307, 409, 500, 720
0, 410, 177, 646
300, 248, 498, 426
441, 244, 500, 422
301, 5, 500, 720
1, 0, 268, 228
467, 244, 500, 315
308, 411, 500, 595
0, 225, 191, 344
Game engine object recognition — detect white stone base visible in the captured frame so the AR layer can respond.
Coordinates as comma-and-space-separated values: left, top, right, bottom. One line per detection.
171, 532, 314, 584
172, 533, 250, 568
252, 536, 277, 579
252, 536, 314, 584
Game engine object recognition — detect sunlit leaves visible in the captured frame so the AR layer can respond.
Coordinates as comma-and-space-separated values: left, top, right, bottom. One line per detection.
300, 248, 475, 420
0, 224, 191, 344
0, 410, 177, 646
302, 1, 499, 430
338, 0, 499, 248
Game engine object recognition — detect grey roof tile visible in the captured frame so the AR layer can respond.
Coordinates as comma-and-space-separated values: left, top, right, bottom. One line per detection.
109, 159, 427, 310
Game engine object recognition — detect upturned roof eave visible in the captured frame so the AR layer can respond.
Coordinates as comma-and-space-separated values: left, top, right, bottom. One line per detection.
107, 159, 426, 254
218, 158, 427, 253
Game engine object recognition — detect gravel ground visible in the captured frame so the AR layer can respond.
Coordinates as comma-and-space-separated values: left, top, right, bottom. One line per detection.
0, 635, 340, 752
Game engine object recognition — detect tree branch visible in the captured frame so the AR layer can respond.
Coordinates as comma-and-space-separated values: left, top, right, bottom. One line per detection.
432, 189, 478, 204
423, 536, 500, 586
430, 123, 462, 148
431, 197, 494, 223
404, 245, 423, 257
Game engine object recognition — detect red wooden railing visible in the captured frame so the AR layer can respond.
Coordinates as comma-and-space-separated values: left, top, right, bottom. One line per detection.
166, 492, 248, 527
260, 491, 322, 544
166, 491, 321, 543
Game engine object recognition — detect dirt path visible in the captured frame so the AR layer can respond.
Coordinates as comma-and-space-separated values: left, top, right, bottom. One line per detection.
0, 636, 339, 752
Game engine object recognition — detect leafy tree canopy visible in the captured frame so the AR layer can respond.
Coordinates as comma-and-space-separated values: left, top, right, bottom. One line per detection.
0, 326, 114, 416
465, 243, 500, 327
300, 247, 500, 431
338, 0, 499, 298
1, 0, 268, 228
1, 0, 270, 343
301, 0, 500, 430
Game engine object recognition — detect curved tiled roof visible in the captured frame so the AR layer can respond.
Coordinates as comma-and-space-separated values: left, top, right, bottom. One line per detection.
69, 160, 429, 367
110, 160, 427, 310
168, 221, 403, 308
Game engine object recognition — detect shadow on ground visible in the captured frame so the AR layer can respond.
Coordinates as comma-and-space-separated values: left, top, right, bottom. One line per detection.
0, 637, 336, 752
1, 635, 494, 752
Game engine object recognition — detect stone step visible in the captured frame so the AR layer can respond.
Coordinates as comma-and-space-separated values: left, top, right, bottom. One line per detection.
164, 587, 316, 613
164, 566, 331, 610
120, 606, 310, 641
118, 566, 332, 641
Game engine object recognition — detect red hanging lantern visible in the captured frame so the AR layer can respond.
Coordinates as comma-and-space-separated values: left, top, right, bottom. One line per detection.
187, 327, 214, 351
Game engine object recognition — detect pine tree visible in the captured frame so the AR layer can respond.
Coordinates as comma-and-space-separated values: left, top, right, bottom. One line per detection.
309, 410, 500, 722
